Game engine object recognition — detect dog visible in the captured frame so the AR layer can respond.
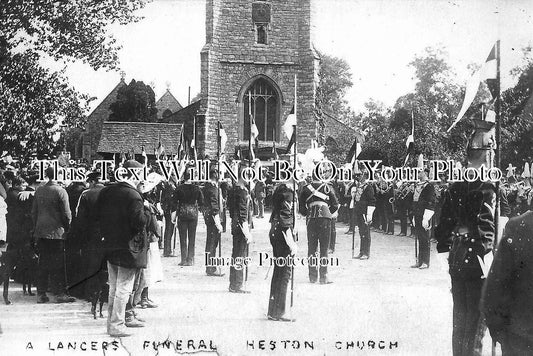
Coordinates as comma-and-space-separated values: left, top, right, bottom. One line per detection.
19, 244, 38, 296
0, 242, 37, 304
89, 266, 109, 319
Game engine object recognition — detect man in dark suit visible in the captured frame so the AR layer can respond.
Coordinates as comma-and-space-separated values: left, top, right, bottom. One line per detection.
267, 183, 296, 322
411, 164, 436, 269
202, 169, 224, 276
97, 160, 148, 337
74, 171, 105, 301
353, 170, 376, 260
227, 163, 252, 293
158, 180, 176, 257
482, 210, 533, 355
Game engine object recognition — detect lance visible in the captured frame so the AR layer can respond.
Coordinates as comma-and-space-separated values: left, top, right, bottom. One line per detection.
217, 120, 223, 275
245, 92, 253, 286
351, 185, 356, 259
491, 39, 501, 356
290, 74, 298, 314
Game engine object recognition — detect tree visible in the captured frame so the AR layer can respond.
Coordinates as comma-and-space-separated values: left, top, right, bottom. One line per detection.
0, 46, 90, 160
315, 50, 360, 161
0, 0, 148, 160
355, 46, 476, 167
500, 46, 533, 167
315, 50, 354, 122
108, 80, 158, 122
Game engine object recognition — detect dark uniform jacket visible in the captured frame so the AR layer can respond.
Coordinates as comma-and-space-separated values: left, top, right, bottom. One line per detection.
411, 181, 436, 217
227, 185, 250, 233
172, 182, 203, 220
270, 184, 294, 229
73, 184, 105, 284
482, 210, 533, 344
435, 181, 510, 280
354, 182, 376, 214
397, 182, 414, 208
202, 181, 220, 225
158, 181, 175, 214
75, 184, 105, 245
298, 182, 339, 219
96, 182, 148, 269
6, 188, 27, 246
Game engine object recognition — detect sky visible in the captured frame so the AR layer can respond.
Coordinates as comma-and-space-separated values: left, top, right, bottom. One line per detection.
56, 0, 533, 113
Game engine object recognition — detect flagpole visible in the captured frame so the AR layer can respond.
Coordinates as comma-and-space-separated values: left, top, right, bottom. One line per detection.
246, 92, 252, 285
217, 121, 223, 273
494, 39, 501, 248
290, 73, 298, 316
492, 38, 501, 356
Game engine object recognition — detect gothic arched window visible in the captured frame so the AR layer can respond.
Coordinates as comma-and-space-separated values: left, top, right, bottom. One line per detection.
243, 78, 279, 141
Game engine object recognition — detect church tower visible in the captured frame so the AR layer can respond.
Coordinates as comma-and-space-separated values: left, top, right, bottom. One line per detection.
198, 0, 319, 158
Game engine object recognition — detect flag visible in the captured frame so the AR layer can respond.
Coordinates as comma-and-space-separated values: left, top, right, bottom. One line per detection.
141, 145, 148, 166
346, 136, 362, 163
155, 134, 164, 159
447, 42, 498, 132
218, 122, 227, 152
272, 128, 279, 160
285, 129, 296, 154
283, 104, 296, 139
250, 116, 259, 142
235, 146, 243, 161
404, 111, 415, 166
250, 146, 256, 161
176, 130, 184, 160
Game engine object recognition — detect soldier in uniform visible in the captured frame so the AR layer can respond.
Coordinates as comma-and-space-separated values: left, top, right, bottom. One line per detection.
227, 164, 252, 293
482, 209, 533, 355
267, 182, 297, 322
158, 180, 176, 257
396, 182, 414, 236
411, 158, 436, 269
382, 181, 395, 235
435, 119, 510, 356
298, 165, 339, 284
353, 169, 376, 260
202, 169, 224, 276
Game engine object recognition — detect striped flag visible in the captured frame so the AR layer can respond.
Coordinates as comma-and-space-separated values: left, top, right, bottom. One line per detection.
155, 139, 164, 160
218, 122, 227, 152
141, 146, 148, 166
448, 43, 498, 132
404, 111, 415, 166
272, 128, 279, 160
283, 104, 296, 139
285, 128, 296, 154
283, 105, 296, 154
346, 136, 362, 164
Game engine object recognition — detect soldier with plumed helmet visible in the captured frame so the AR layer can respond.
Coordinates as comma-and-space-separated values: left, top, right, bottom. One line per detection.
435, 118, 510, 356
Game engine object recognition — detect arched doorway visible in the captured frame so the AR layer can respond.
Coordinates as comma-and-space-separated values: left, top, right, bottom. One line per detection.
241, 77, 280, 142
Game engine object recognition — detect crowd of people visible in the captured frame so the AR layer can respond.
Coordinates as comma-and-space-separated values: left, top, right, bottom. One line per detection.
0, 131, 532, 351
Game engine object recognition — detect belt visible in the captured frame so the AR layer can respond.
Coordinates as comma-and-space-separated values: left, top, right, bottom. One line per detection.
308, 201, 328, 208
452, 227, 477, 242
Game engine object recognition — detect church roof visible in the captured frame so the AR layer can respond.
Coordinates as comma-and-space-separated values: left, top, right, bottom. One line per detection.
97, 122, 183, 155
322, 111, 363, 142
87, 78, 127, 122
156, 90, 182, 117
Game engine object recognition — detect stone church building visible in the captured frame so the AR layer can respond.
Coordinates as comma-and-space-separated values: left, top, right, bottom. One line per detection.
192, 0, 357, 159
77, 0, 357, 162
